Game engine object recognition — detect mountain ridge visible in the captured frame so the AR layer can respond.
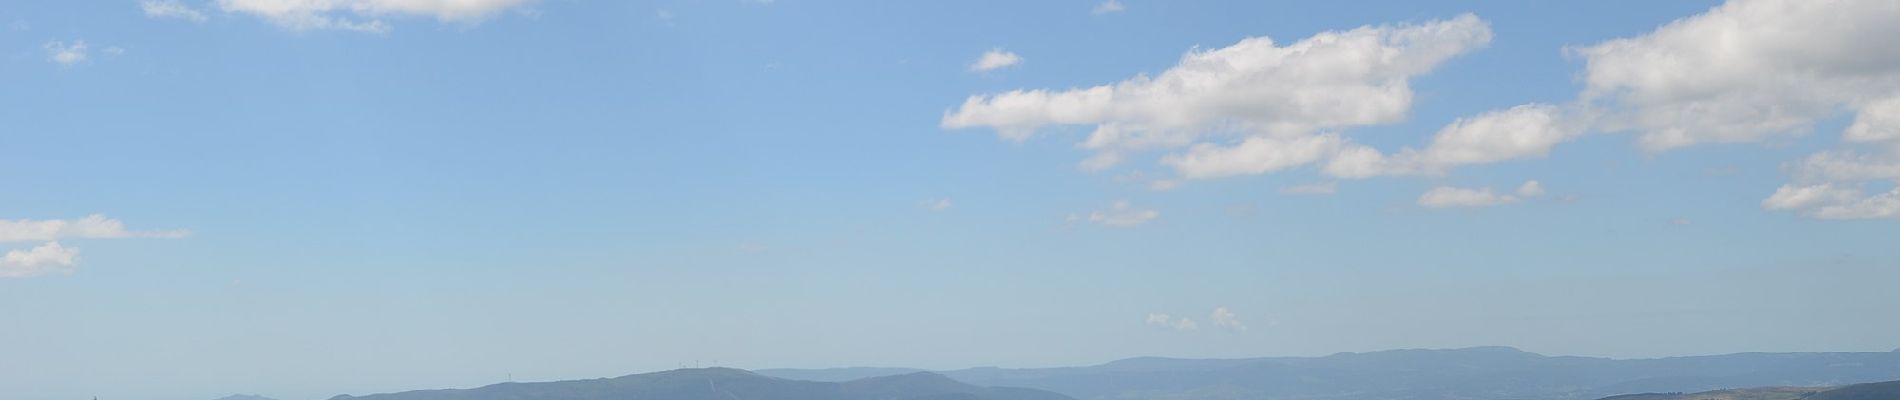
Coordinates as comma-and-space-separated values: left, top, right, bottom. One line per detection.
756, 347, 1900, 400
326, 367, 1072, 400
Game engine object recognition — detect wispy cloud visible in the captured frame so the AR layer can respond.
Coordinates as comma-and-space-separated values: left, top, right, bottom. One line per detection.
1417, 181, 1544, 208
1145, 313, 1197, 331
1211, 306, 1246, 331
43, 40, 88, 66
1084, 200, 1158, 227
213, 0, 537, 33
1280, 182, 1337, 195
921, 198, 954, 211
1092, 0, 1126, 15
969, 49, 1022, 72
1, 215, 187, 279
655, 8, 675, 25
1, 215, 189, 242
141, 0, 208, 22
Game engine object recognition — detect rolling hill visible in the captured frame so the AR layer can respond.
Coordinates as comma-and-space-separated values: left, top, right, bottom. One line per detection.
326, 367, 1073, 400
1596, 379, 1900, 400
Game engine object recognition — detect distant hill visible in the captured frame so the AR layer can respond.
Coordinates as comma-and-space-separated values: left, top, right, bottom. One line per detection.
1597, 387, 1825, 400
1804, 381, 1900, 400
328, 367, 1073, 400
757, 347, 1900, 400
752, 367, 928, 382
1596, 380, 1900, 400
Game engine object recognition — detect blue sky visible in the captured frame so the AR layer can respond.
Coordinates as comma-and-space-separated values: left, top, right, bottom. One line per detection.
4, 1, 1900, 399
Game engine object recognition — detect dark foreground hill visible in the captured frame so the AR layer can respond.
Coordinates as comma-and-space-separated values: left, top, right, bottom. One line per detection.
760, 347, 1900, 400
1597, 379, 1900, 400
328, 367, 1073, 400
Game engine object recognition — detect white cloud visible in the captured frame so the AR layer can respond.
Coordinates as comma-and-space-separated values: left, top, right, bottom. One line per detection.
1417, 186, 1510, 208
1417, 180, 1544, 208
142, 0, 209, 22
1211, 306, 1246, 331
969, 49, 1022, 72
1172, 318, 1198, 330
1092, 0, 1125, 15
43, 40, 87, 66
1548, 0, 1900, 220
1280, 182, 1337, 195
1, 242, 79, 279
1763, 184, 1900, 220
943, 14, 1492, 175
1144, 312, 1198, 331
1575, 0, 1900, 151
1516, 180, 1545, 197
0, 216, 182, 278
1164, 134, 1344, 179
922, 198, 953, 211
215, 0, 537, 33
1087, 200, 1158, 227
1326, 104, 1585, 177
0, 215, 190, 243
1846, 97, 1900, 143
1789, 151, 1900, 183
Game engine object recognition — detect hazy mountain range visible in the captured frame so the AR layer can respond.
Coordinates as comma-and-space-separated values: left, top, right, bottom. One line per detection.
227, 347, 1900, 400
759, 347, 1900, 400
325, 367, 1070, 400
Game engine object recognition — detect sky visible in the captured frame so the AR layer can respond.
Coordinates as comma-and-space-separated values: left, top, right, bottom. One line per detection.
3, 0, 1900, 399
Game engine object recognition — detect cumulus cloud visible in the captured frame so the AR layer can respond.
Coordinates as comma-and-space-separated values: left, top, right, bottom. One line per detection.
969, 49, 1023, 72
1211, 306, 1246, 331
1, 242, 79, 279
2, 215, 183, 278
1763, 184, 1900, 220
1846, 97, 1900, 143
0, 215, 189, 242
142, 0, 209, 22
214, 0, 537, 33
1575, 0, 1900, 152
1164, 134, 1345, 179
944, 0, 1900, 221
1085, 200, 1159, 227
43, 40, 87, 66
1326, 104, 1586, 177
943, 14, 1492, 175
1528, 0, 1900, 220
1092, 0, 1126, 15
1417, 180, 1544, 208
